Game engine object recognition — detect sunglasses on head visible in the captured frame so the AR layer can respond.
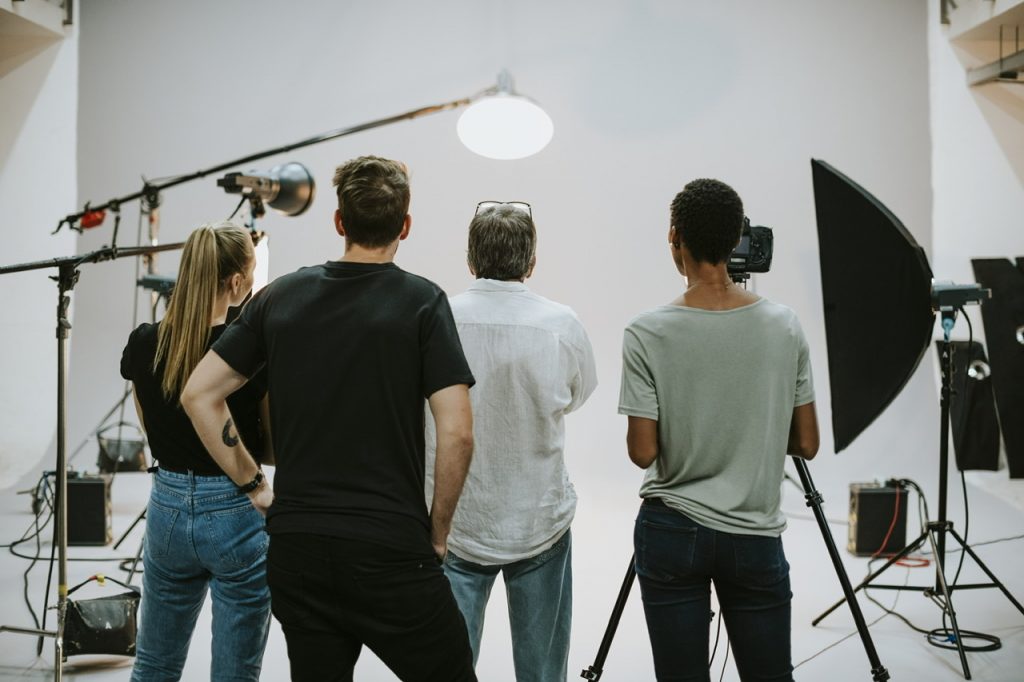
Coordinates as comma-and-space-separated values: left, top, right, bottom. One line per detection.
475, 201, 532, 218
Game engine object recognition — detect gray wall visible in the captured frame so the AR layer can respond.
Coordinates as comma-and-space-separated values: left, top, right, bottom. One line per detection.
0, 6, 78, 488
69, 0, 939, 540
71, 0, 936, 502
60, 0, 944, 676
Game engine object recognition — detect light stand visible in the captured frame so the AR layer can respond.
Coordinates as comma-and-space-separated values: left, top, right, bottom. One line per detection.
580, 557, 636, 681
792, 457, 889, 681
54, 101, 470, 235
0, 242, 185, 679
813, 307, 1024, 680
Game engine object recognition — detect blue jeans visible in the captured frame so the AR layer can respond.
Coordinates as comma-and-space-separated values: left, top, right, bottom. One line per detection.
131, 469, 271, 682
635, 500, 792, 682
443, 529, 572, 682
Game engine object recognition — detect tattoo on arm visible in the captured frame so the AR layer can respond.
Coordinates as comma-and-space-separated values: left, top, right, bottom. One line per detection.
221, 418, 240, 447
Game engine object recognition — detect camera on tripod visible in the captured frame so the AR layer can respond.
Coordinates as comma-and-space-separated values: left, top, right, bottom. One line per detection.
727, 218, 773, 282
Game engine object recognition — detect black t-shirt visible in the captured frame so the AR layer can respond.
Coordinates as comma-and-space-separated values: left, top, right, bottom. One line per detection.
212, 261, 474, 553
120, 322, 267, 475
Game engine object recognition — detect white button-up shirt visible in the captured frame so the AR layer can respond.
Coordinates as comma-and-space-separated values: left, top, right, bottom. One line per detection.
426, 279, 598, 565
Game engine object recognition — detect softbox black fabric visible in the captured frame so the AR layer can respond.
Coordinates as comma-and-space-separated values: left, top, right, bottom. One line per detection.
936, 340, 1000, 471
971, 258, 1024, 478
811, 160, 935, 453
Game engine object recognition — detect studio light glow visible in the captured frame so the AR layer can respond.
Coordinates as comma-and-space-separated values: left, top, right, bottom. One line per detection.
457, 77, 553, 160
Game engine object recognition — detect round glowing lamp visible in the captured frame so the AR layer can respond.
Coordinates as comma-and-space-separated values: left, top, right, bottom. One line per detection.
457, 71, 553, 160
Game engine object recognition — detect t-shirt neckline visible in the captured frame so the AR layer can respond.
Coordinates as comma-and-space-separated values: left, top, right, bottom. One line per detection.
660, 298, 765, 315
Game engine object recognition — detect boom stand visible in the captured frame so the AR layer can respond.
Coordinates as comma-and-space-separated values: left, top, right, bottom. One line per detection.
581, 458, 890, 681
0, 241, 184, 681
813, 311, 1024, 680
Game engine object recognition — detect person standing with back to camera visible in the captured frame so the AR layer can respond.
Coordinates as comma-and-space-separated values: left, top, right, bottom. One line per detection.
618, 179, 819, 682
428, 201, 597, 681
121, 222, 271, 681
181, 155, 479, 682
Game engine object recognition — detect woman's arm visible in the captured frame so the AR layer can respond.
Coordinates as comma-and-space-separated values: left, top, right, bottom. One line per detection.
787, 402, 820, 460
626, 416, 659, 469
131, 385, 145, 432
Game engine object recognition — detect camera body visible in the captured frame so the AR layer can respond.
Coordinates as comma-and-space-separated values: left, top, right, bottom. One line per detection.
727, 218, 773, 282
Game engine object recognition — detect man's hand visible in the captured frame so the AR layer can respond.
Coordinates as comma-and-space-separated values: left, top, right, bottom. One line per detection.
427, 384, 473, 565
431, 534, 448, 563
248, 481, 274, 517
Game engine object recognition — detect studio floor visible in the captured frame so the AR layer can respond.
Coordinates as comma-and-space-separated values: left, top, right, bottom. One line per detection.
0, 465, 1021, 681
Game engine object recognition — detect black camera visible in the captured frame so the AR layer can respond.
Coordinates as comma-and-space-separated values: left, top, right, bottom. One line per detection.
727, 218, 773, 282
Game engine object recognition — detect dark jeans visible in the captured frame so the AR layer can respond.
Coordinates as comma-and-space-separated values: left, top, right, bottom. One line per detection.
267, 533, 477, 682
634, 499, 793, 682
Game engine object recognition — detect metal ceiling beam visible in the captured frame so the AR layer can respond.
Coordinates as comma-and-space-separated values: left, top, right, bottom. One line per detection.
967, 48, 1024, 85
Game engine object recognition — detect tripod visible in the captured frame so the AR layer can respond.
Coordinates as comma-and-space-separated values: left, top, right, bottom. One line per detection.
582, 457, 890, 681
0, 241, 184, 681
813, 311, 1024, 680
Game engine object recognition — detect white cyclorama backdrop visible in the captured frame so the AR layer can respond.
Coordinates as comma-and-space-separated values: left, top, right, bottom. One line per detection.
0, 4, 78, 489
930, 0, 1024, 505
69, 0, 937, 513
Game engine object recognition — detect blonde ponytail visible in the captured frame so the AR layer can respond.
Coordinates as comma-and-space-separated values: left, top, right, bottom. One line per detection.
154, 222, 253, 400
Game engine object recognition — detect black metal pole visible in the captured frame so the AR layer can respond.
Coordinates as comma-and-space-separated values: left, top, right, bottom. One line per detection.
581, 556, 637, 681
0, 243, 187, 277
935, 314, 972, 678
937, 317, 954, 589
54, 98, 473, 234
793, 458, 890, 681
0, 242, 187, 682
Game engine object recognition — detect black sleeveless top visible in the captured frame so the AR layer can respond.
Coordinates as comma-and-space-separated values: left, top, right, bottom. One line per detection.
120, 322, 267, 475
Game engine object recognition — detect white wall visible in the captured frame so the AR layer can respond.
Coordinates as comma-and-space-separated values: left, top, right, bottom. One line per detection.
930, 0, 1024, 301
929, 0, 1024, 502
65, 0, 943, 674
0, 5, 78, 488
70, 0, 935, 504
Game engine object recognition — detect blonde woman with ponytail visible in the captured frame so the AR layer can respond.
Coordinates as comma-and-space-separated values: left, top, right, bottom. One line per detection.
119, 222, 271, 681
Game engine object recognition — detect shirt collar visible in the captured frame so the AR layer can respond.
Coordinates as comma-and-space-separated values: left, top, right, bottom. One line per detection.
467, 278, 529, 293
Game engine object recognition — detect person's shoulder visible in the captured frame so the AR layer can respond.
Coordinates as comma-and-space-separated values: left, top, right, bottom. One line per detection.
395, 268, 447, 299
626, 305, 674, 330
249, 263, 330, 301
276, 263, 327, 287
751, 298, 807, 336
753, 298, 800, 323
127, 321, 159, 346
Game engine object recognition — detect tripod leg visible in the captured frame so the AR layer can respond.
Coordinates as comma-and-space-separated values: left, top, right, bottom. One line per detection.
127, 533, 145, 586
581, 555, 636, 681
924, 525, 971, 679
113, 507, 146, 550
813, 531, 926, 625
947, 528, 1024, 617
793, 458, 889, 681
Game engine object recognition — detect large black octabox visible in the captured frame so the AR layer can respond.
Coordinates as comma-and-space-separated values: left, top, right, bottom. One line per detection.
811, 159, 935, 453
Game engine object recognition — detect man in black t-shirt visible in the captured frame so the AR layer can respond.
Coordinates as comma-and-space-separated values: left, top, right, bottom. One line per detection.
182, 156, 477, 682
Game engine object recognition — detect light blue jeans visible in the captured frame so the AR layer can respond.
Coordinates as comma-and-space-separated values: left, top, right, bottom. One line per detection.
443, 529, 572, 682
130, 469, 271, 682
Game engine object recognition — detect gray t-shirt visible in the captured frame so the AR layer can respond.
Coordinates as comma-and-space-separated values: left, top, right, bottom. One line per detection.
618, 298, 814, 536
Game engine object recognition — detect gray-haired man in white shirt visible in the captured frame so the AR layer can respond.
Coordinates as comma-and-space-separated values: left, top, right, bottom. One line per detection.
426, 201, 597, 681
